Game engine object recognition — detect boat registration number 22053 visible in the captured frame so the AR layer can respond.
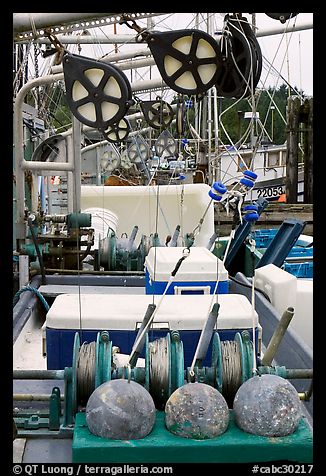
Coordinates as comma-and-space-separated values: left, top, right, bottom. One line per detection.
256, 186, 285, 198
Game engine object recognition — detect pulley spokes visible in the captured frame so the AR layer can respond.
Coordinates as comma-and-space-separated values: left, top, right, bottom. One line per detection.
146, 29, 223, 96
139, 98, 174, 130
127, 136, 151, 163
99, 143, 121, 174
63, 52, 133, 128
102, 117, 131, 143
154, 129, 177, 158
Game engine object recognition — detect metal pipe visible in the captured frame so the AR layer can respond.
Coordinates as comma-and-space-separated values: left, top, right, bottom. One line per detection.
72, 117, 81, 213
212, 86, 220, 182
192, 303, 220, 369
51, 55, 155, 75
256, 22, 313, 38
129, 304, 157, 367
38, 34, 141, 45
298, 380, 313, 401
101, 47, 151, 62
14, 73, 77, 240
44, 268, 144, 275
18, 255, 29, 289
13, 13, 115, 33
13, 369, 65, 380
13, 394, 64, 401
13, 74, 55, 238
17, 21, 313, 43
66, 142, 74, 214
261, 307, 295, 365
285, 368, 313, 379
14, 13, 168, 38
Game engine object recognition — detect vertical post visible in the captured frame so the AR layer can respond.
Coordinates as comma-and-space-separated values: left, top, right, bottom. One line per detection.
19, 255, 29, 289
213, 86, 220, 182
95, 146, 102, 186
303, 98, 313, 203
286, 96, 300, 203
271, 105, 275, 142
237, 110, 243, 141
72, 117, 81, 213
66, 135, 74, 214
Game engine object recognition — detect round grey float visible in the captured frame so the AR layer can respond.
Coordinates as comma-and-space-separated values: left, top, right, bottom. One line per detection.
233, 374, 302, 437
86, 379, 156, 439
165, 382, 229, 439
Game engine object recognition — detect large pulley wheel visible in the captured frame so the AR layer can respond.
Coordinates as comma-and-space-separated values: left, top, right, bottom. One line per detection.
139, 98, 174, 130
99, 143, 121, 174
127, 136, 150, 163
102, 118, 131, 143
63, 52, 133, 129
216, 16, 261, 98
176, 98, 186, 136
154, 129, 177, 158
147, 29, 223, 96
266, 13, 298, 23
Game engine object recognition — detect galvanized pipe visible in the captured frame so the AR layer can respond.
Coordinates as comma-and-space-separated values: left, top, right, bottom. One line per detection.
13, 369, 65, 380
14, 73, 63, 240
37, 34, 141, 45
51, 55, 155, 75
13, 394, 64, 401
72, 117, 81, 213
13, 13, 114, 34
17, 21, 312, 42
255, 22, 313, 38
261, 307, 295, 365
285, 369, 313, 379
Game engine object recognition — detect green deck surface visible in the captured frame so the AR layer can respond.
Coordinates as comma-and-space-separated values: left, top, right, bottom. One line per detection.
72, 411, 313, 463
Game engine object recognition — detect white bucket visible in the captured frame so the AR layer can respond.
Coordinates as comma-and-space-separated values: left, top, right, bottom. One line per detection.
82, 207, 118, 249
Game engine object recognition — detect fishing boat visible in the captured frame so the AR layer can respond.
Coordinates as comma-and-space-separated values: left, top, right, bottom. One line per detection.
13, 12, 313, 466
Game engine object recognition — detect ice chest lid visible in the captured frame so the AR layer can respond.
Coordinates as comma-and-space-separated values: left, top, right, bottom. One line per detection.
145, 247, 228, 281
46, 293, 257, 330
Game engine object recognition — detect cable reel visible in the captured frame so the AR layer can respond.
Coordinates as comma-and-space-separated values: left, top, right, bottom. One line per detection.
210, 331, 254, 405
147, 331, 184, 410
98, 228, 117, 270
72, 332, 112, 412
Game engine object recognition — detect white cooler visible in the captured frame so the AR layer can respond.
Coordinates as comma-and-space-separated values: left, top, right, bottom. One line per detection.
145, 247, 229, 295
46, 293, 260, 369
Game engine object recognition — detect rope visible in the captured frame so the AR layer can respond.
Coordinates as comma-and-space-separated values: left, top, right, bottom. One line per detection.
13, 286, 49, 312
76, 341, 96, 405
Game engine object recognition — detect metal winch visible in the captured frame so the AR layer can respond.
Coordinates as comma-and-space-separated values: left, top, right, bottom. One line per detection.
13, 323, 312, 436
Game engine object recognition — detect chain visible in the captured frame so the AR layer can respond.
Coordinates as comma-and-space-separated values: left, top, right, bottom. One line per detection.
34, 43, 40, 78
119, 14, 150, 42
43, 28, 66, 65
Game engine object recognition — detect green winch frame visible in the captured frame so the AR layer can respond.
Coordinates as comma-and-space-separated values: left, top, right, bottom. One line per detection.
13, 329, 312, 438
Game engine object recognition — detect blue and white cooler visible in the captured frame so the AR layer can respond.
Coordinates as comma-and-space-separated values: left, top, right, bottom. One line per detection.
45, 293, 260, 369
145, 246, 229, 295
